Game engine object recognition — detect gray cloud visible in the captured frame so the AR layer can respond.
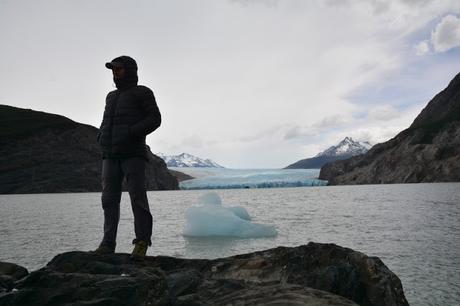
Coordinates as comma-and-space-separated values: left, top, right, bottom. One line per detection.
414, 39, 431, 55
324, 0, 349, 6
181, 135, 204, 149
1, 0, 458, 168
370, 0, 391, 15
311, 114, 351, 129
431, 14, 460, 52
400, 0, 433, 7
326, 0, 435, 17
283, 125, 317, 141
368, 105, 401, 121
284, 126, 304, 140
284, 114, 351, 141
238, 125, 286, 142
229, 0, 278, 7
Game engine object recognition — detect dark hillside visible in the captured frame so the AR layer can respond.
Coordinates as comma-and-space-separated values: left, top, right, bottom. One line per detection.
0, 105, 179, 194
285, 154, 354, 169
0, 105, 80, 142
319, 73, 460, 185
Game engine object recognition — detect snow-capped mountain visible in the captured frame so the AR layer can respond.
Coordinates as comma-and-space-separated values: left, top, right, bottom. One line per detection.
316, 137, 372, 157
285, 137, 372, 169
157, 153, 224, 168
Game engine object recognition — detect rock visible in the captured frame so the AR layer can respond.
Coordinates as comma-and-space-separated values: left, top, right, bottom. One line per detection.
0, 262, 28, 294
285, 154, 354, 170
168, 169, 194, 182
0, 243, 408, 306
145, 149, 179, 190
320, 73, 460, 185
0, 105, 179, 193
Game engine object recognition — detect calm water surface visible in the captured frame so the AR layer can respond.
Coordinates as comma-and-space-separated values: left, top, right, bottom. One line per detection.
1, 183, 459, 305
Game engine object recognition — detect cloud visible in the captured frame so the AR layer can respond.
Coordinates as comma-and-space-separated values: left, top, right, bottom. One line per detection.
283, 126, 301, 140
334, 103, 424, 146
325, 0, 433, 16
283, 115, 351, 141
324, 0, 351, 7
369, 0, 391, 15
431, 14, 460, 52
181, 135, 204, 149
312, 114, 351, 129
2, 0, 460, 168
238, 125, 285, 142
346, 127, 402, 144
229, 0, 278, 7
414, 39, 431, 55
283, 125, 316, 140
400, 0, 433, 7
368, 105, 401, 121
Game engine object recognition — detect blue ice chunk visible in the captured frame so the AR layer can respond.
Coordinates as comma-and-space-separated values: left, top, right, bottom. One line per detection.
182, 192, 277, 238
228, 206, 251, 221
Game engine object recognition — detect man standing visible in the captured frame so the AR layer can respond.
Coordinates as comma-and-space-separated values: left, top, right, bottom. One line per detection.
95, 55, 161, 257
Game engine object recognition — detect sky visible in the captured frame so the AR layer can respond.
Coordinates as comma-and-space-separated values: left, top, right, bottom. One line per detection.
1, 0, 460, 168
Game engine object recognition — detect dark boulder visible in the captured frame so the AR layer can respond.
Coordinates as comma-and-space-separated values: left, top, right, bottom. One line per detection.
0, 262, 28, 294
0, 243, 408, 306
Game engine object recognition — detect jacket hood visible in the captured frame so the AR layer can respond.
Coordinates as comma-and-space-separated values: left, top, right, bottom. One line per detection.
106, 56, 138, 90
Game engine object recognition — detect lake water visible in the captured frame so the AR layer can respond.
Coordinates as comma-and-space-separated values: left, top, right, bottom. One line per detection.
1, 183, 459, 305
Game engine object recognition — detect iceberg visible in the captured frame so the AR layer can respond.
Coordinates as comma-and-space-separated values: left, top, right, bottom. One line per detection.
182, 192, 277, 238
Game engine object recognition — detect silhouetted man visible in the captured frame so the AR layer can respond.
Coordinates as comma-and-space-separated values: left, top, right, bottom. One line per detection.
94, 55, 161, 257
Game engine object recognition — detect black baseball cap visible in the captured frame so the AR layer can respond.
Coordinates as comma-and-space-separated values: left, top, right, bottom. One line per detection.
105, 56, 138, 70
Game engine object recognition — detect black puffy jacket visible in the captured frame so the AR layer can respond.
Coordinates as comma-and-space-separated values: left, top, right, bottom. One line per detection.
97, 85, 161, 159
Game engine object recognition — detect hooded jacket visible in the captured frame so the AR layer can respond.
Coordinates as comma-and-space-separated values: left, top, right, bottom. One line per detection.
97, 80, 161, 160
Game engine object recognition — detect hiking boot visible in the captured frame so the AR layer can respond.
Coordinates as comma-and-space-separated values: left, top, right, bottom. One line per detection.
131, 240, 148, 257
93, 244, 115, 255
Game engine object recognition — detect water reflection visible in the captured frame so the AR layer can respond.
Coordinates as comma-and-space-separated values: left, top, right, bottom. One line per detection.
183, 236, 240, 259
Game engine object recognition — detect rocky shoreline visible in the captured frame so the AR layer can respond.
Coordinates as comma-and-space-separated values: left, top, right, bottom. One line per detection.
0, 242, 408, 306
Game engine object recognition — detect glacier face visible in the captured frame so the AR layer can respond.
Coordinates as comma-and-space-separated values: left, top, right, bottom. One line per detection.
176, 168, 328, 190
157, 153, 224, 168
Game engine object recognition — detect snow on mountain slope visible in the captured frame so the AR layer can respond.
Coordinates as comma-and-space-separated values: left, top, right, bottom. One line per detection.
157, 153, 224, 168
316, 137, 372, 157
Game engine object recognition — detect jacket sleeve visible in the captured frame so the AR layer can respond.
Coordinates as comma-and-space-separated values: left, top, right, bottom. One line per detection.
97, 109, 107, 143
129, 88, 162, 137
97, 121, 105, 143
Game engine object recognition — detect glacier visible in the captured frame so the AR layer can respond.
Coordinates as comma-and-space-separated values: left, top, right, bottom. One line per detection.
176, 168, 328, 190
182, 192, 277, 238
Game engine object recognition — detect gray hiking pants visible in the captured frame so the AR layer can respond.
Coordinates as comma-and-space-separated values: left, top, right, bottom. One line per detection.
100, 157, 152, 248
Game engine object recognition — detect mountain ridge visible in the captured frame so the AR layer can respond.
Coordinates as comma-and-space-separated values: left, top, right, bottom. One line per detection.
316, 137, 372, 157
319, 73, 460, 184
158, 152, 224, 168
285, 137, 372, 169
